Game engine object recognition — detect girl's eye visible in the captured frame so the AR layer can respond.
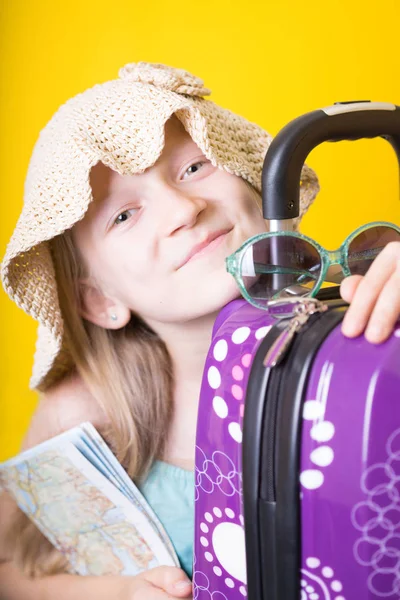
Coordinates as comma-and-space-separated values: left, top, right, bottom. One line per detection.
182, 161, 206, 180
113, 208, 138, 226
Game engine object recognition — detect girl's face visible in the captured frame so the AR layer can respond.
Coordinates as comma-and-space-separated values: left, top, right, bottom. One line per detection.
72, 116, 267, 327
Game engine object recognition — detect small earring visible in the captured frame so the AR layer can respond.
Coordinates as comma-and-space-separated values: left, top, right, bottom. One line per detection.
110, 313, 118, 321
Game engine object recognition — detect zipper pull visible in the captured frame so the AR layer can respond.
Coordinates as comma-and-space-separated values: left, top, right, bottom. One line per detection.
263, 298, 328, 368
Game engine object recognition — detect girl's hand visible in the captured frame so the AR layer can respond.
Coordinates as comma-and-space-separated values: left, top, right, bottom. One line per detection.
340, 241, 400, 343
0, 560, 193, 600
123, 565, 193, 599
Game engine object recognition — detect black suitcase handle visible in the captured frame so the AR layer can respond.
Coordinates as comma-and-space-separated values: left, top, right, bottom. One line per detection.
262, 101, 400, 222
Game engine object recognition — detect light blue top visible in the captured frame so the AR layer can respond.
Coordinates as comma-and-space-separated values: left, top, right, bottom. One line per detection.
139, 460, 195, 578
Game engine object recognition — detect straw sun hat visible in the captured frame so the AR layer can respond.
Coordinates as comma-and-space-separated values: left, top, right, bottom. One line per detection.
1, 62, 319, 391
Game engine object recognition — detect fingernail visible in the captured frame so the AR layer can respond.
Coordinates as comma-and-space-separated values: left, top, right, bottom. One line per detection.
342, 320, 360, 337
366, 324, 384, 343
174, 580, 191, 590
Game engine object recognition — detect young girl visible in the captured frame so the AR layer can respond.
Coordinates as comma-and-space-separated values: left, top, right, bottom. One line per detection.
0, 62, 399, 600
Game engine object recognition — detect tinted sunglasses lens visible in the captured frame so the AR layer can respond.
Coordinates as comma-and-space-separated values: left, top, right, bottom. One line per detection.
240, 236, 322, 308
348, 226, 400, 275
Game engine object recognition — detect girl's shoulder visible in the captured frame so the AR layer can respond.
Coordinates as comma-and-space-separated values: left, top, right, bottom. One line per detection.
21, 371, 108, 452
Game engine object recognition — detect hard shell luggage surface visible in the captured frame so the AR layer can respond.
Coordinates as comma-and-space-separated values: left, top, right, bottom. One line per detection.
300, 319, 400, 600
194, 299, 275, 600
193, 299, 400, 600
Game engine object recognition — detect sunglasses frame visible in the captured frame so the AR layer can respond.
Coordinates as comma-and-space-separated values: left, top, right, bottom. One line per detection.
225, 221, 400, 310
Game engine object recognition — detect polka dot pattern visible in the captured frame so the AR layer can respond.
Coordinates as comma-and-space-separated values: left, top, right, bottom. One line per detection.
232, 327, 251, 344
195, 301, 273, 597
231, 385, 243, 401
228, 422, 243, 443
301, 387, 336, 491
207, 366, 221, 390
213, 396, 228, 419
241, 354, 251, 367
232, 366, 244, 381
213, 339, 228, 361
255, 325, 271, 339
301, 558, 345, 599
198, 507, 247, 589
207, 314, 267, 446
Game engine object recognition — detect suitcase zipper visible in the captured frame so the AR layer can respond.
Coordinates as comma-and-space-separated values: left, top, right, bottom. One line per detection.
263, 298, 328, 367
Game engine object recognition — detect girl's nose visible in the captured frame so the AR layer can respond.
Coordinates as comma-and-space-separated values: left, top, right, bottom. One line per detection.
160, 186, 208, 237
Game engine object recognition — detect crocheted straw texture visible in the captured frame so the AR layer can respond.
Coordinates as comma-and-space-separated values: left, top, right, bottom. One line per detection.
1, 62, 319, 392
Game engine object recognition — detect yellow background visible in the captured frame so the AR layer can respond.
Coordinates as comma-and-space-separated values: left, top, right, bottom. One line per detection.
1, 1, 400, 460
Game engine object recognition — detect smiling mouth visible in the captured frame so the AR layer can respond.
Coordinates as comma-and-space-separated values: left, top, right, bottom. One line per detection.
179, 229, 232, 269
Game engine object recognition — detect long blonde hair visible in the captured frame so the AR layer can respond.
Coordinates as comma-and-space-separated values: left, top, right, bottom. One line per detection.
7, 228, 174, 577
51, 229, 174, 479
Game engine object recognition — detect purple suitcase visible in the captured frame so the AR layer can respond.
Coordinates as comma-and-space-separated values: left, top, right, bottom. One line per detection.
193, 102, 400, 599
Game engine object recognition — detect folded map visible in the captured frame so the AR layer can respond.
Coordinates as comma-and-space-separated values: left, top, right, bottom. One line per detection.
0, 422, 179, 576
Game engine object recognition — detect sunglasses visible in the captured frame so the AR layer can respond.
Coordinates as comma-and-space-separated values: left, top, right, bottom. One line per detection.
226, 221, 400, 310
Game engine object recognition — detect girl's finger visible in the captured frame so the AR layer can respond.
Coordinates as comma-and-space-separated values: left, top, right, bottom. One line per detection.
341, 242, 400, 338
140, 566, 192, 598
340, 274, 363, 304
364, 268, 400, 343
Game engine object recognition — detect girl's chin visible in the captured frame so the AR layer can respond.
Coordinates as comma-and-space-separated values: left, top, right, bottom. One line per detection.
175, 288, 244, 324
140, 273, 244, 325
199, 283, 243, 318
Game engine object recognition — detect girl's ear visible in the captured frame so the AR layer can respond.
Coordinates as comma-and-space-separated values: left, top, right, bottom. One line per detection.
77, 279, 131, 330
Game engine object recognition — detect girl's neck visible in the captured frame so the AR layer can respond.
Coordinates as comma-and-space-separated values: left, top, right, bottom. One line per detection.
147, 310, 218, 385
148, 310, 219, 471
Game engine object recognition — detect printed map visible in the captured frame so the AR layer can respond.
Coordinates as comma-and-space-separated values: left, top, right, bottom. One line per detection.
0, 428, 178, 576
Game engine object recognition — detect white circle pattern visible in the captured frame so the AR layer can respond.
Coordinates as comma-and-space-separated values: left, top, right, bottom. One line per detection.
300, 469, 324, 490
195, 506, 247, 595
301, 370, 336, 490
303, 399, 325, 420
255, 325, 271, 339
195, 447, 242, 499
207, 366, 221, 389
331, 581, 342, 592
310, 421, 335, 442
212, 396, 228, 419
351, 426, 400, 597
301, 557, 345, 599
322, 566, 333, 578
306, 557, 321, 568
232, 327, 251, 344
195, 313, 277, 597
208, 331, 255, 444
310, 446, 334, 467
228, 422, 243, 443
213, 339, 228, 361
